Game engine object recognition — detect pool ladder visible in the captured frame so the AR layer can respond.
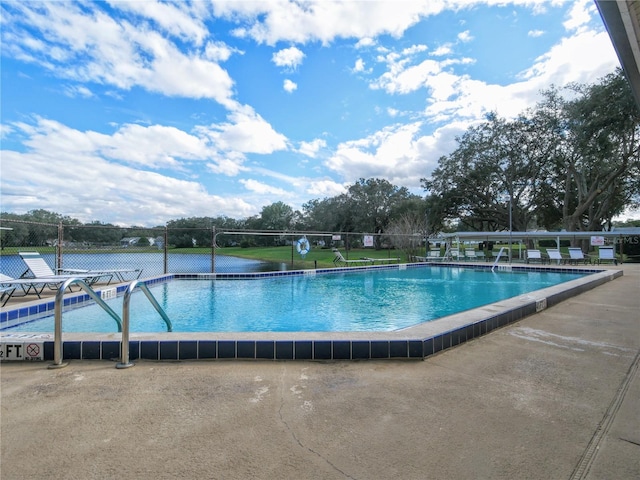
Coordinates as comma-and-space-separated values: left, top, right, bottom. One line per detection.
49, 278, 172, 370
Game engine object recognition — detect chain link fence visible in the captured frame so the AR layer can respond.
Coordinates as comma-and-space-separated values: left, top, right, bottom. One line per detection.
0, 220, 417, 281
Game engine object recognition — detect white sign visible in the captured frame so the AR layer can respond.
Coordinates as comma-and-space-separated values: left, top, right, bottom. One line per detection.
332, 235, 341, 241
363, 235, 374, 247
590, 236, 605, 246
0, 342, 44, 361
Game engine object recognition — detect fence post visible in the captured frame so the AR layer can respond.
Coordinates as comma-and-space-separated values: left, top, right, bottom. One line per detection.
211, 226, 216, 273
56, 221, 64, 272
163, 226, 168, 274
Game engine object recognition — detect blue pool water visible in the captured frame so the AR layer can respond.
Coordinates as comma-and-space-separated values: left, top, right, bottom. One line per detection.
3, 266, 587, 333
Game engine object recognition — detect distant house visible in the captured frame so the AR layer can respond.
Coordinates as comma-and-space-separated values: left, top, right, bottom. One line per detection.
152, 236, 164, 249
120, 237, 140, 247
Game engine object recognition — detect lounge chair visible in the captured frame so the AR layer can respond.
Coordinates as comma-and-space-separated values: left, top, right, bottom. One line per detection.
464, 249, 479, 261
424, 250, 446, 262
59, 266, 142, 282
567, 248, 590, 265
19, 251, 139, 284
0, 285, 17, 307
332, 248, 372, 267
525, 249, 546, 264
596, 246, 618, 265
546, 249, 566, 264
0, 273, 76, 304
363, 255, 400, 265
450, 248, 463, 261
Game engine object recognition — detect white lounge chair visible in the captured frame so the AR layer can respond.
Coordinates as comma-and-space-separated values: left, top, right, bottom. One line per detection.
525, 249, 545, 264
464, 249, 479, 261
363, 255, 400, 265
450, 248, 463, 261
546, 249, 566, 264
0, 285, 17, 307
19, 251, 139, 284
425, 250, 446, 262
567, 248, 590, 265
332, 248, 372, 267
596, 247, 618, 265
0, 273, 76, 303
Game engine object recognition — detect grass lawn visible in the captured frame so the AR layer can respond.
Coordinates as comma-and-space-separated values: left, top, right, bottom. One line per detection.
210, 245, 405, 269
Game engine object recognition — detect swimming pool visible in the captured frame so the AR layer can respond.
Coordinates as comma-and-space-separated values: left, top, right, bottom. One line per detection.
3, 265, 589, 333
0, 264, 622, 362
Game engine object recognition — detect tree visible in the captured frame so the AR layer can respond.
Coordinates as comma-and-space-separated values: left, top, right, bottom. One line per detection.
422, 112, 553, 233
259, 201, 294, 231
385, 212, 426, 259
166, 217, 213, 248
346, 178, 419, 247
422, 70, 640, 233
551, 71, 640, 231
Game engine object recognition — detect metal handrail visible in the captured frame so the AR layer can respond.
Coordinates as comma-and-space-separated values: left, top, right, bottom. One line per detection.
491, 247, 507, 272
117, 280, 172, 369
49, 277, 122, 369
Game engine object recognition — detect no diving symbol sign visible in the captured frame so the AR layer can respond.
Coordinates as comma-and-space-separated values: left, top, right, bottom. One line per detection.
26, 343, 40, 358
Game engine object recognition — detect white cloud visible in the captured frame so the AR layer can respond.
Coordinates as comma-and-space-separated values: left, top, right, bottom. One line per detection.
206, 157, 247, 177
372, 56, 442, 94
64, 85, 95, 98
0, 142, 256, 225
272, 46, 305, 69
355, 37, 376, 49
306, 179, 346, 197
240, 179, 289, 196
457, 30, 473, 42
353, 58, 366, 73
222, 1, 448, 46
563, 0, 595, 32
103, 124, 211, 168
528, 29, 545, 38
0, 115, 290, 224
283, 79, 298, 92
109, 0, 210, 45
520, 29, 618, 87
2, 2, 237, 107
199, 105, 289, 155
298, 138, 327, 158
323, 120, 466, 192
431, 44, 453, 56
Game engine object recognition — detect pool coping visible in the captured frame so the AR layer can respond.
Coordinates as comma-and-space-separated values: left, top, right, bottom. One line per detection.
0, 263, 623, 362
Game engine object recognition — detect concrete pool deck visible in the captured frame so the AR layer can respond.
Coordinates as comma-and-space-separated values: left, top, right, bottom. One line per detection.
1, 263, 639, 479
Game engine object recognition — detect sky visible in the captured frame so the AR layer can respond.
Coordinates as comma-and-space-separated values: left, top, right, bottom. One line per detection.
0, 0, 621, 227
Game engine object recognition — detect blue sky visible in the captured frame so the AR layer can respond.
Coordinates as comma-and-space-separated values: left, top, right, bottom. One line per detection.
0, 0, 620, 226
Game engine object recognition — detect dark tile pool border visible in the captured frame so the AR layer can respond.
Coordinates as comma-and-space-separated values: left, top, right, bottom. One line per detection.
0, 263, 622, 363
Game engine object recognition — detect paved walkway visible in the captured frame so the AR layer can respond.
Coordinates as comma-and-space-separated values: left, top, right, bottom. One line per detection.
1, 264, 639, 480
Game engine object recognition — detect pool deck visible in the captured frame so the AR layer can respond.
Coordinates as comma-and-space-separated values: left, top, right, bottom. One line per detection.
1, 263, 639, 479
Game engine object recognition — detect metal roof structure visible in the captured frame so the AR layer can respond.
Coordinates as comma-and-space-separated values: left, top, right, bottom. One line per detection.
596, 0, 640, 108
433, 229, 640, 242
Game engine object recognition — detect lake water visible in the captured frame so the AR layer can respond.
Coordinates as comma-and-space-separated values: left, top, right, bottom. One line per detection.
0, 252, 284, 278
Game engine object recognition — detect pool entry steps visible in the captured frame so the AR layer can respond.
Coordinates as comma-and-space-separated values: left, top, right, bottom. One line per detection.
0, 264, 623, 368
